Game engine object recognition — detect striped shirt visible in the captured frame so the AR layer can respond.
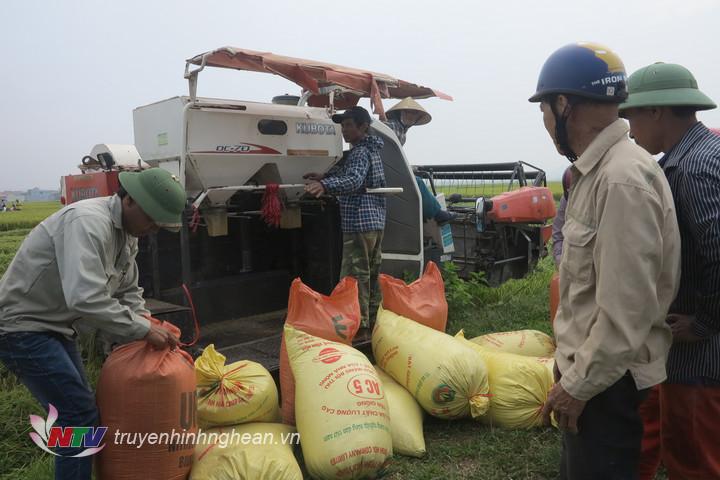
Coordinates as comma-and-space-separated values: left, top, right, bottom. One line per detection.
659, 122, 720, 383
321, 135, 386, 233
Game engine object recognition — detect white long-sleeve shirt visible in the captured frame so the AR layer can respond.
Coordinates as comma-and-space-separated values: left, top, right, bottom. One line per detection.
0, 195, 150, 341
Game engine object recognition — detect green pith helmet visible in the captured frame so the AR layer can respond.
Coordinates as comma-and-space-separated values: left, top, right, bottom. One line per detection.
620, 62, 717, 111
119, 168, 186, 232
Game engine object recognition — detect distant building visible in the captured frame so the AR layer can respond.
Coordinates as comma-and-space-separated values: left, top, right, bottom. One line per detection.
0, 189, 58, 203
23, 188, 59, 202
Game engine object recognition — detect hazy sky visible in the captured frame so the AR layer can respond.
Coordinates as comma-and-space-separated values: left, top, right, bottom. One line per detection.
2, 0, 719, 191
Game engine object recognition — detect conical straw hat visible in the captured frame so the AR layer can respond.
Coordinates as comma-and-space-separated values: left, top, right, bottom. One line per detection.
387, 97, 432, 125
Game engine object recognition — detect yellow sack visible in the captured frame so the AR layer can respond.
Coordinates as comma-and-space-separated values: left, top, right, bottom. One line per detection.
372, 307, 490, 419
456, 331, 553, 429
470, 329, 556, 357
533, 356, 556, 384
190, 423, 302, 480
285, 325, 392, 479
534, 357, 559, 428
195, 344, 280, 428
374, 366, 426, 458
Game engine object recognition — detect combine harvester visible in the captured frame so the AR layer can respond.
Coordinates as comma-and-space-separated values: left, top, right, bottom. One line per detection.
416, 162, 555, 285
60, 47, 556, 369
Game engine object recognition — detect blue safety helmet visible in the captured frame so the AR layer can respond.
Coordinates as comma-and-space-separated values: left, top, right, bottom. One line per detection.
530, 42, 627, 162
529, 42, 628, 103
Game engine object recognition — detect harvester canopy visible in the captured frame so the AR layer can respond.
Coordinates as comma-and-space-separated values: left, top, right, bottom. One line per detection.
186, 47, 452, 117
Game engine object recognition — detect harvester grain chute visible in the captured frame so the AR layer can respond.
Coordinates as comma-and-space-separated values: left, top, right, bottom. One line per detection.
59, 47, 554, 370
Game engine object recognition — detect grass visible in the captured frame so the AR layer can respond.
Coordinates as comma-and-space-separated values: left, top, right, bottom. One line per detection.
384, 423, 561, 479
441, 258, 556, 339
0, 390, 54, 479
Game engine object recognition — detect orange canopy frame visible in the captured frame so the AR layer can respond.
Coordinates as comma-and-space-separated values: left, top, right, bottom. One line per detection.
186, 47, 452, 117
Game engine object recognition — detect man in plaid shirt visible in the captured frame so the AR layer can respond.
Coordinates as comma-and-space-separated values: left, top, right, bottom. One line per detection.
304, 106, 386, 328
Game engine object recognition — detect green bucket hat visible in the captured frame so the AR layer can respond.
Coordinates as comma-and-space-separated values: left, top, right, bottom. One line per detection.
620, 62, 716, 111
119, 168, 186, 232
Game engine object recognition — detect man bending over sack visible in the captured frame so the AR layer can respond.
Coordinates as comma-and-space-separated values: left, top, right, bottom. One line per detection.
0, 168, 186, 480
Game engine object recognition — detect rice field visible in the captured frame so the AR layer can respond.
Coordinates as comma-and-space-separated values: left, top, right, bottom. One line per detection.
0, 202, 61, 277
0, 202, 61, 232
432, 181, 563, 203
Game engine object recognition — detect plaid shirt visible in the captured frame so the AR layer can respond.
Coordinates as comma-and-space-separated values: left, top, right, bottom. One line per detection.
382, 118, 408, 146
659, 122, 720, 383
321, 135, 386, 233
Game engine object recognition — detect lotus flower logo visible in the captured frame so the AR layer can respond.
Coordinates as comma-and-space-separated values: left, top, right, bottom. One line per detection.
432, 384, 457, 404
29, 404, 107, 457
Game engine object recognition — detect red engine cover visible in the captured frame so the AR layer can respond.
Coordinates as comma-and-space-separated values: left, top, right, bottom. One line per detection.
61, 171, 120, 205
487, 187, 556, 223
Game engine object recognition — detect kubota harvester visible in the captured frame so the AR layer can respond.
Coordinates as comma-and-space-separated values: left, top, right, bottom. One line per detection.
60, 47, 555, 370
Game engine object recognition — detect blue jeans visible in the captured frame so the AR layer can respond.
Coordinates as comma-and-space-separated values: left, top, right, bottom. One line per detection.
0, 332, 98, 480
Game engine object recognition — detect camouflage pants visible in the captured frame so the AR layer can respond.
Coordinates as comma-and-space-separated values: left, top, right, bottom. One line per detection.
340, 231, 384, 328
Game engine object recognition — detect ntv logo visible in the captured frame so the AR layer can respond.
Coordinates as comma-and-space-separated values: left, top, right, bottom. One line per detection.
29, 404, 107, 457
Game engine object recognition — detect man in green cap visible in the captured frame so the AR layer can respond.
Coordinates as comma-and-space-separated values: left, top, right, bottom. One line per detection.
0, 167, 187, 480
620, 62, 720, 480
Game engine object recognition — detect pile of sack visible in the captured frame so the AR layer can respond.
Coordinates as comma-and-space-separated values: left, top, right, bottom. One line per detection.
96, 261, 558, 480
375, 261, 558, 435
280, 276, 393, 479
455, 330, 555, 429
191, 344, 298, 479
96, 317, 300, 480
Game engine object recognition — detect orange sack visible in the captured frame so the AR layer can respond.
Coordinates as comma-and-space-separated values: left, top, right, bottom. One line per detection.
379, 261, 448, 332
279, 277, 361, 425
96, 320, 197, 480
